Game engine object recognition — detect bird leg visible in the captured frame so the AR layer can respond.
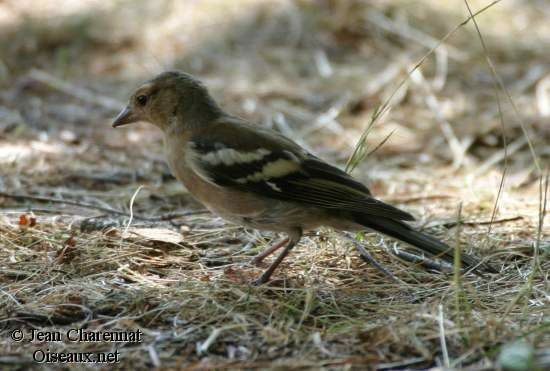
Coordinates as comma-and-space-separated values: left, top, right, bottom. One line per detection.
251, 237, 289, 266
251, 229, 302, 285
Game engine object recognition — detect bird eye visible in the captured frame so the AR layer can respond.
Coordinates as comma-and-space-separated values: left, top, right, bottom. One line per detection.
136, 95, 147, 106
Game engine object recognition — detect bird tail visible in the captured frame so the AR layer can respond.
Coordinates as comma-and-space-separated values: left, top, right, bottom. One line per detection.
352, 213, 494, 273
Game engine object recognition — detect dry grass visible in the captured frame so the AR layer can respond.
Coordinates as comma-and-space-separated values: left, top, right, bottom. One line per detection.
0, 0, 548, 369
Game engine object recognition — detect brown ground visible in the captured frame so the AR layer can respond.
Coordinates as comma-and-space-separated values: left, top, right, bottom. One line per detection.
0, 1, 548, 370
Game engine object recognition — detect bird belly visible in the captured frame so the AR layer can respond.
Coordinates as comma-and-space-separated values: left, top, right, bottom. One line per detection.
171, 163, 328, 232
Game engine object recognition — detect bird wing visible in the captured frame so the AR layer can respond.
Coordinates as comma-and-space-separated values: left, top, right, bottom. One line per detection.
187, 118, 414, 221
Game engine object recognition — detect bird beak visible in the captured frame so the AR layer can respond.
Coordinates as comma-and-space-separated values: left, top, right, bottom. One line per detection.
112, 106, 140, 127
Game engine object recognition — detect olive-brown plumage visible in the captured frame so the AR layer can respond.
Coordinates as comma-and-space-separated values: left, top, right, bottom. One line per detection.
113, 71, 492, 284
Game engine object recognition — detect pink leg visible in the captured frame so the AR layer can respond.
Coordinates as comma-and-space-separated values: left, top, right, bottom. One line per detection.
251, 230, 301, 285
251, 237, 289, 266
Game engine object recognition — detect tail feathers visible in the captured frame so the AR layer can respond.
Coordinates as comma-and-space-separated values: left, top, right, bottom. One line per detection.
352, 213, 494, 273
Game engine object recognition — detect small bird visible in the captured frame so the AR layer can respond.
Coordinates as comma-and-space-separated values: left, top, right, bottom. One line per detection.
113, 71, 491, 284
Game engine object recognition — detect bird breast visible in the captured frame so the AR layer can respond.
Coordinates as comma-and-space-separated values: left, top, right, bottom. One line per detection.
163, 133, 268, 219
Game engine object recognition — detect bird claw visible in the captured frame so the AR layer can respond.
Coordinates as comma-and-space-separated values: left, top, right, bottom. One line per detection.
250, 273, 270, 286
250, 256, 265, 267
250, 277, 266, 286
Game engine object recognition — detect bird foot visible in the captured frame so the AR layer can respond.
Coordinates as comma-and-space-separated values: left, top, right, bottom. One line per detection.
250, 278, 264, 286
250, 256, 265, 267
250, 271, 272, 286
250, 276, 270, 286
250, 238, 289, 267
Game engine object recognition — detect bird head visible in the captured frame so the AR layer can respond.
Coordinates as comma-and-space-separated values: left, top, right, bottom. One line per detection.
113, 71, 222, 131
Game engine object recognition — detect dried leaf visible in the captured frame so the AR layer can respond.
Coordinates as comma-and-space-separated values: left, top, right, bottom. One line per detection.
124, 227, 184, 245
18, 214, 28, 226
56, 234, 78, 263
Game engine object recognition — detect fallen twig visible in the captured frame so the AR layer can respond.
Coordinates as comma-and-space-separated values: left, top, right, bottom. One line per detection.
366, 11, 467, 61
440, 216, 524, 228
473, 136, 528, 177
27, 69, 123, 112
410, 66, 471, 170
341, 232, 406, 286
384, 194, 454, 204
390, 248, 452, 273
0, 192, 205, 222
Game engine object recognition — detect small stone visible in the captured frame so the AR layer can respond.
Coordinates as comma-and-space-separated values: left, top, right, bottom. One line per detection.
497, 341, 535, 371
180, 225, 191, 235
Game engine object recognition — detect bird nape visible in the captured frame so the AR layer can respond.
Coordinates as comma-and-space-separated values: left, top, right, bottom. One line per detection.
113, 70, 495, 285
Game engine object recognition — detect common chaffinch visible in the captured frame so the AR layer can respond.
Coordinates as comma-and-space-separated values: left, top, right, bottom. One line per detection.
113, 71, 492, 285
